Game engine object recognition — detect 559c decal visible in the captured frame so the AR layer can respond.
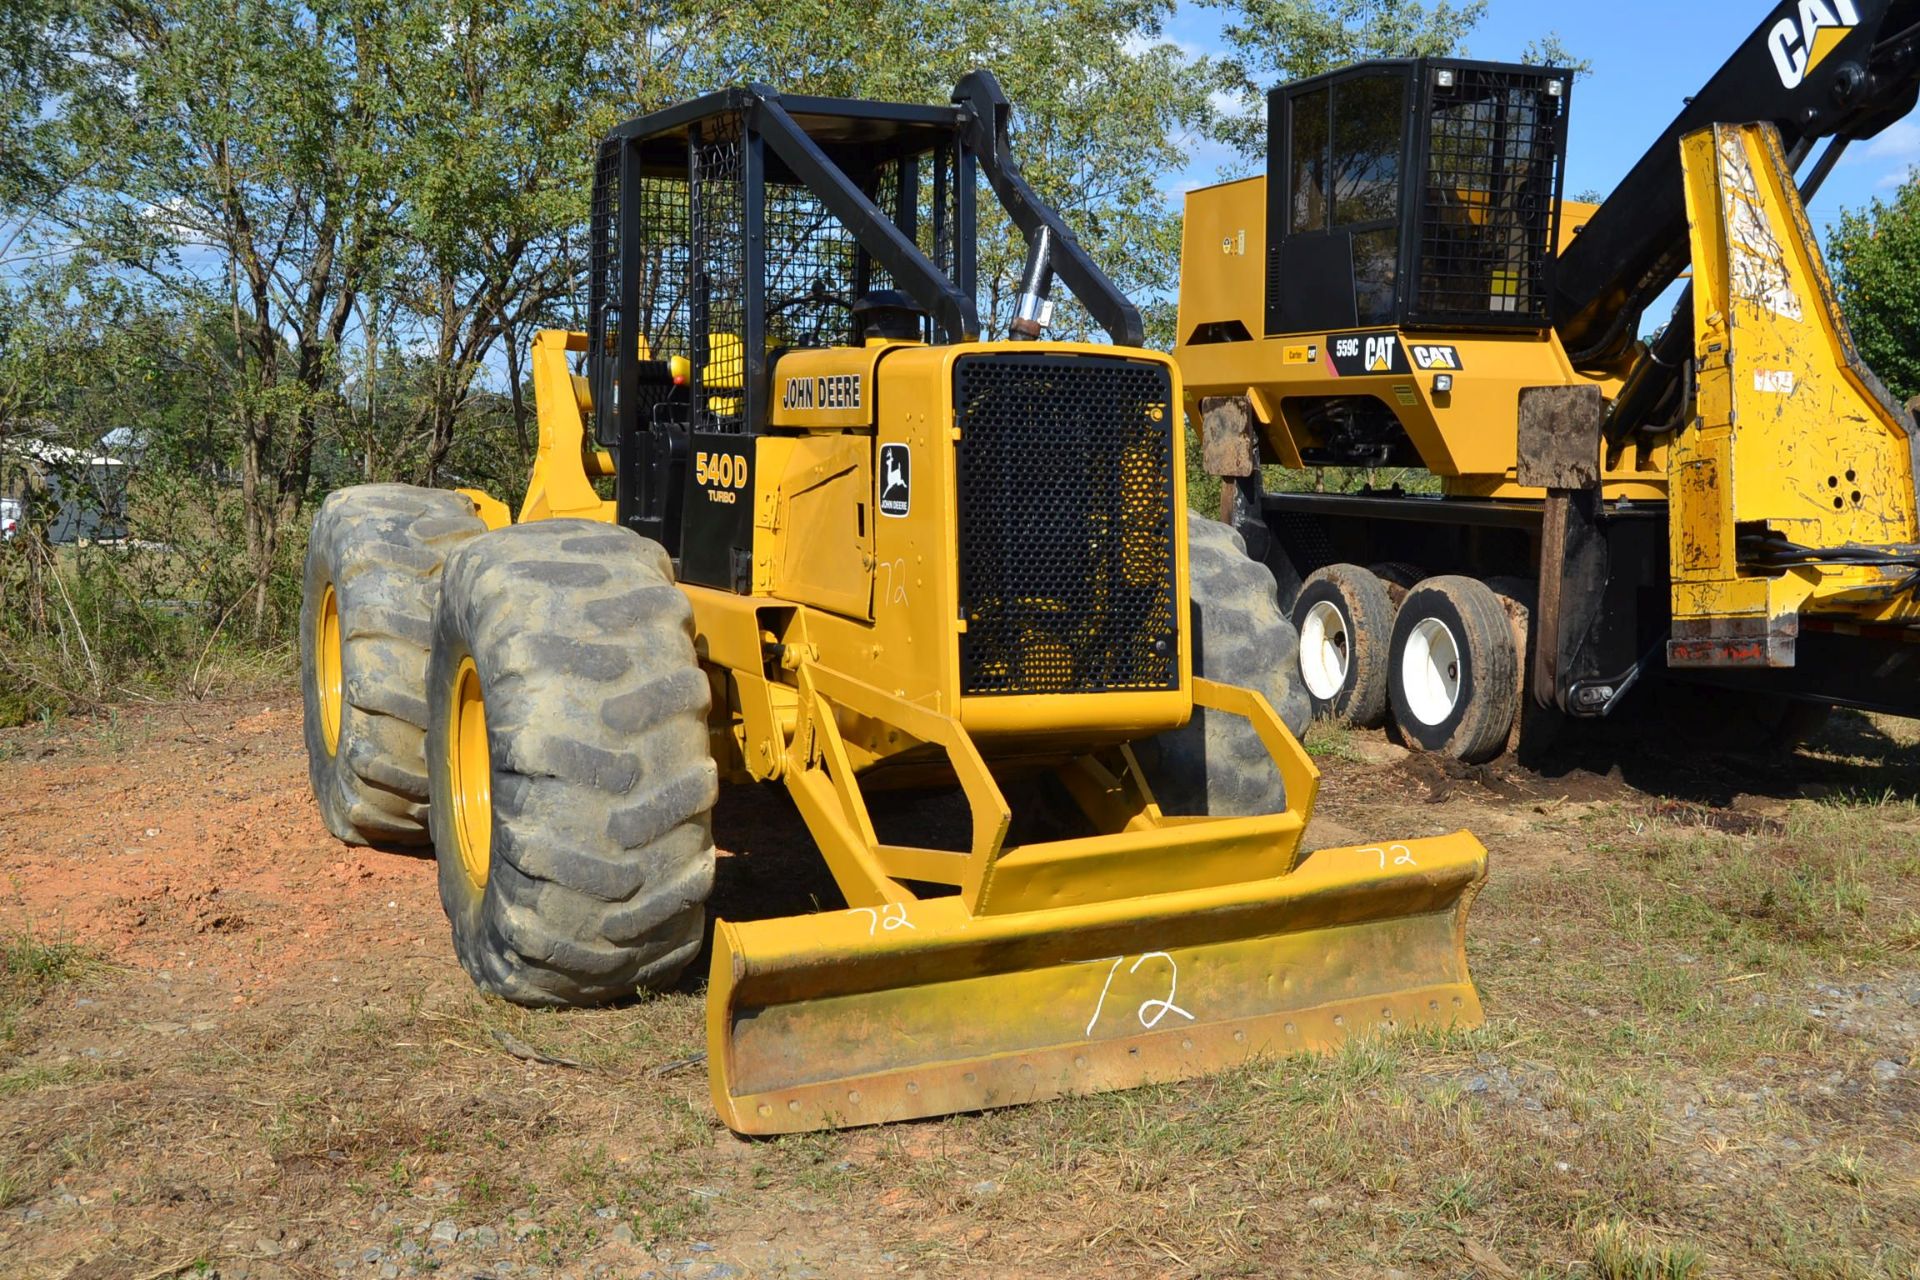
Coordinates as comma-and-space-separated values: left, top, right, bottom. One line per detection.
1327, 331, 1409, 377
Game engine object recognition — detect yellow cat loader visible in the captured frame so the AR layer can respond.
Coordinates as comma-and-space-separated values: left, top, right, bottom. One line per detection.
298, 73, 1486, 1135
1177, 2, 1920, 762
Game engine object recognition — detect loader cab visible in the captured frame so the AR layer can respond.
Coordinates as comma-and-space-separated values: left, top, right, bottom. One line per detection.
586, 76, 1152, 602
1265, 59, 1573, 337
584, 92, 983, 590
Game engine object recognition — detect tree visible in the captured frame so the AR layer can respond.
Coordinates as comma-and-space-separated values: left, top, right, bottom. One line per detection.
1204, 0, 1488, 156
46, 0, 430, 631
386, 2, 710, 484
1522, 32, 1591, 78
1831, 173, 1920, 405
0, 0, 1233, 713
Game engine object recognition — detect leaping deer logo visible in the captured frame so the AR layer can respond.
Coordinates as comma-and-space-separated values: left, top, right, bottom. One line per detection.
880, 445, 910, 517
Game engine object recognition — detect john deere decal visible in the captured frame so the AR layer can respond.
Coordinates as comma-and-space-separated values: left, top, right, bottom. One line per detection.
879, 444, 911, 518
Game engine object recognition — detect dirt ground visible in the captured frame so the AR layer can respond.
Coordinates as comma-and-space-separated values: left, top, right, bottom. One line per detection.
1, 694, 1917, 1279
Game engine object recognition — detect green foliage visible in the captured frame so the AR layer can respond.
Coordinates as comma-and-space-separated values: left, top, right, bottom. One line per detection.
1522, 31, 1592, 77
1, 932, 99, 1044
1830, 172, 1920, 405
0, 933, 96, 992
1204, 0, 1488, 156
2, 0, 1586, 721
0, 271, 298, 723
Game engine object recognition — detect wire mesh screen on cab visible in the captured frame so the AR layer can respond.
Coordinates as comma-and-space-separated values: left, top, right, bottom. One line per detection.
1412, 68, 1566, 328
587, 119, 962, 440
954, 354, 1180, 698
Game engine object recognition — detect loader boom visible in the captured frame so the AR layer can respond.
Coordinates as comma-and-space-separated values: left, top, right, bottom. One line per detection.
1173, 0, 1920, 759
1557, 0, 1920, 371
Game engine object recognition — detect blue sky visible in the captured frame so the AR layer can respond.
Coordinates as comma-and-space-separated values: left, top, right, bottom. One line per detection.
1160, 0, 1920, 235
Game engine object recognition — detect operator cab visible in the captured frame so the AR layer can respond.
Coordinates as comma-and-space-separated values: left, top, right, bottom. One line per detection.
1265, 59, 1573, 338
584, 91, 981, 588
584, 75, 1145, 593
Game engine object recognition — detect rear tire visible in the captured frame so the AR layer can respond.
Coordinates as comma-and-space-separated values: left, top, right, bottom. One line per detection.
300, 485, 486, 846
1387, 575, 1518, 765
426, 519, 717, 1007
1292, 564, 1395, 728
1137, 514, 1309, 817
1484, 576, 1563, 764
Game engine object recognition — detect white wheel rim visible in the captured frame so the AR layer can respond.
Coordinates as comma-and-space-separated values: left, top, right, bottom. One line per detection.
1402, 617, 1462, 727
1299, 600, 1351, 701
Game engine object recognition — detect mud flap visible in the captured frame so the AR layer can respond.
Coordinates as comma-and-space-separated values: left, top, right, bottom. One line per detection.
708, 832, 1487, 1134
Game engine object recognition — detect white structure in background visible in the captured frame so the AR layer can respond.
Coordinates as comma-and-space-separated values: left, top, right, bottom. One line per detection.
1, 434, 141, 543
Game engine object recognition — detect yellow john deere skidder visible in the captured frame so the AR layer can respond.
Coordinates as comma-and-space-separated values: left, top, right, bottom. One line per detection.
299, 72, 1488, 1135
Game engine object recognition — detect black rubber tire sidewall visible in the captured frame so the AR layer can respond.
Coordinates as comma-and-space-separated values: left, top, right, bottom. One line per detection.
425, 519, 718, 1007
1135, 514, 1309, 817
1387, 576, 1518, 764
300, 485, 484, 846
426, 619, 488, 965
1292, 564, 1394, 729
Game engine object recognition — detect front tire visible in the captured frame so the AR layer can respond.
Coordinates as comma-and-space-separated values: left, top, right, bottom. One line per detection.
1138, 514, 1310, 817
300, 485, 485, 846
1387, 576, 1518, 764
426, 520, 717, 1007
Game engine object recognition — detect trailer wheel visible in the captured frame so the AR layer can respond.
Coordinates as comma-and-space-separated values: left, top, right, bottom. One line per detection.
301, 485, 486, 846
1137, 514, 1309, 817
1292, 564, 1395, 728
426, 519, 717, 1007
1388, 576, 1518, 764
1483, 576, 1563, 764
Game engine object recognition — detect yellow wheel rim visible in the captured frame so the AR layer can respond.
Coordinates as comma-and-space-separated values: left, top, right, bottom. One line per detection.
316, 583, 343, 755
449, 656, 492, 891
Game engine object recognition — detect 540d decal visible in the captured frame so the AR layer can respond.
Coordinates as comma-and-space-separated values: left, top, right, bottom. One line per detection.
696, 449, 748, 504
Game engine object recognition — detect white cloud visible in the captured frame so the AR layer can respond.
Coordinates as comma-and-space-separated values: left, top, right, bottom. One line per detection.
1842, 118, 1920, 188
1122, 31, 1211, 63
1209, 88, 1250, 118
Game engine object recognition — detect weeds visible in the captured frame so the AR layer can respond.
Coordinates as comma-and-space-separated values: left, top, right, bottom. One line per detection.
1302, 719, 1363, 762
0, 484, 303, 727
0, 931, 98, 997
1824, 1147, 1872, 1189
1590, 1219, 1708, 1280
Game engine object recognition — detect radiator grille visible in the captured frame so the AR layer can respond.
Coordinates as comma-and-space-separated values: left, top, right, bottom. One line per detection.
954, 355, 1179, 697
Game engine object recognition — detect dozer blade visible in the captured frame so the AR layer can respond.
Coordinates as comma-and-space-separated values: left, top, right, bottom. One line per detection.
708, 832, 1487, 1134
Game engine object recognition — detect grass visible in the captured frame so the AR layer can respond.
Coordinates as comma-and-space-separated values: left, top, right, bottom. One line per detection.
4, 709, 1920, 1276
1302, 718, 1365, 762
1, 931, 99, 1045
1589, 1218, 1708, 1280
0, 932, 96, 987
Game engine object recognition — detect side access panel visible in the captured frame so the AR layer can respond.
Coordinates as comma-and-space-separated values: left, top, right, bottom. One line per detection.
681, 431, 757, 592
